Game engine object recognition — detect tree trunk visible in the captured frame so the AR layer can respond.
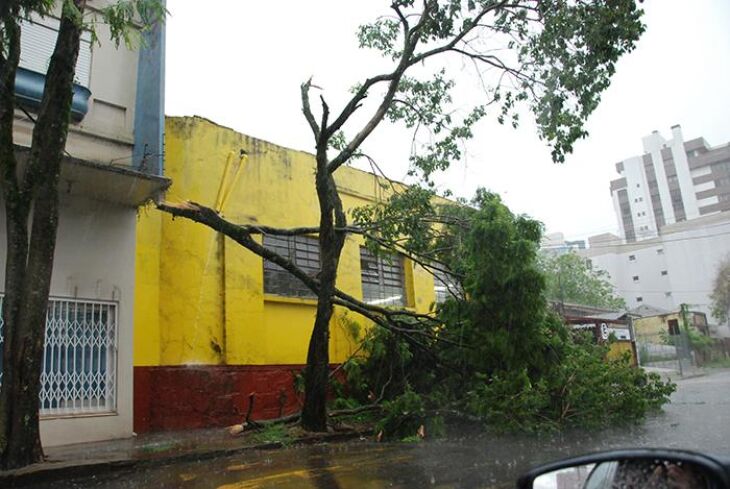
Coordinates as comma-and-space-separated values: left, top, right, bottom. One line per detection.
0, 2, 83, 469
301, 160, 347, 431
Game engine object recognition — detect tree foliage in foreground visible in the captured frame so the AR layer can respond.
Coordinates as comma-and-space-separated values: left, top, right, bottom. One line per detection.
160, 0, 647, 432
540, 251, 626, 310
710, 256, 730, 325
338, 191, 674, 437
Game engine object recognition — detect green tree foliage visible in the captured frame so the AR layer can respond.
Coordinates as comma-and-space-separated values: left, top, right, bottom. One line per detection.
540, 251, 625, 309
710, 256, 730, 324
341, 190, 674, 438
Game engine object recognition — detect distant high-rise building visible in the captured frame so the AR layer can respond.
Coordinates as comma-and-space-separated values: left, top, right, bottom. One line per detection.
540, 232, 586, 255
610, 125, 730, 242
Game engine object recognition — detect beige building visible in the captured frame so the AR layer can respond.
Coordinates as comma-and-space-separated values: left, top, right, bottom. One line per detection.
633, 308, 709, 340
0, 1, 166, 446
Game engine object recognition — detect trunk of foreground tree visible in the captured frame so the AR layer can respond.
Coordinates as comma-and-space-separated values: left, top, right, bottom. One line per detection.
301, 159, 347, 431
0, 3, 83, 469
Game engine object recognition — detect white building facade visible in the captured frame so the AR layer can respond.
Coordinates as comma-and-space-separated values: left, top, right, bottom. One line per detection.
0, 1, 167, 447
582, 213, 730, 322
611, 126, 730, 242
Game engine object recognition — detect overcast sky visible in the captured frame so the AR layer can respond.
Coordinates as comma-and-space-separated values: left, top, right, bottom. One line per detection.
165, 1, 730, 241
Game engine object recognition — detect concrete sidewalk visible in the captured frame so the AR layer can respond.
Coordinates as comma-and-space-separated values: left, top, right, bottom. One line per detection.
0, 426, 366, 487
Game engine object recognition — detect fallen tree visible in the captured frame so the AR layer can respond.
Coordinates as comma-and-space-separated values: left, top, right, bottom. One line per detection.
159, 0, 648, 432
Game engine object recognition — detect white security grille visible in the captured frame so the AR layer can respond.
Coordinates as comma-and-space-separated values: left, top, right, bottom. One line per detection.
0, 296, 118, 416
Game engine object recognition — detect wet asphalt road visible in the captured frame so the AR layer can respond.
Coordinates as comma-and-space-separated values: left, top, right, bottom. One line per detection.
25, 369, 730, 489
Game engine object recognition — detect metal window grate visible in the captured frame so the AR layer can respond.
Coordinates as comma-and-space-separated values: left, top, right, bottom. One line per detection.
360, 247, 405, 307
0, 296, 118, 416
263, 235, 320, 298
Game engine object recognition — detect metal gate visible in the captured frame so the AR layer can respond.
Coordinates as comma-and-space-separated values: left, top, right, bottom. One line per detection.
0, 296, 118, 416
635, 320, 695, 376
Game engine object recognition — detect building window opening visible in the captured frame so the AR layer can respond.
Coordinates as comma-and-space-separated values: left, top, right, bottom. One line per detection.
360, 247, 406, 307
668, 319, 680, 335
263, 235, 320, 298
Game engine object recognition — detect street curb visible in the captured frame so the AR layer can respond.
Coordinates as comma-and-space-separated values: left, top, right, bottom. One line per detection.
0, 430, 371, 487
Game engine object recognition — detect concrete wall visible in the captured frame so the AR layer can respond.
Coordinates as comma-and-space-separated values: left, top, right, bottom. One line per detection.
0, 195, 137, 447
134, 117, 443, 431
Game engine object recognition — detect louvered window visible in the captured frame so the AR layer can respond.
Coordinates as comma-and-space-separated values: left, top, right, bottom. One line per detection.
263, 235, 319, 298
19, 17, 92, 87
360, 247, 406, 307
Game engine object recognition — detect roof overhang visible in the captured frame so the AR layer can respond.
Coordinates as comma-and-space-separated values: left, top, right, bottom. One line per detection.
14, 146, 171, 207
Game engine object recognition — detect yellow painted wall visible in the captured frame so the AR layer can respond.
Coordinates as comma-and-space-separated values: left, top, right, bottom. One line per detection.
633, 312, 705, 340
134, 116, 441, 367
607, 341, 637, 366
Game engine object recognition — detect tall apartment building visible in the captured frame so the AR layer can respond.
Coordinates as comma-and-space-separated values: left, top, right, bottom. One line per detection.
610, 125, 730, 242
0, 2, 166, 446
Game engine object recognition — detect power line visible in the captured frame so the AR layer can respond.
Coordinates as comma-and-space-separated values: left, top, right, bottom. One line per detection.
543, 228, 730, 250
613, 289, 712, 294
545, 218, 730, 249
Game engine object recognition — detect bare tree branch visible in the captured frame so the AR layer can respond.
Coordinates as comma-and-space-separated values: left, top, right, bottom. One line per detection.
409, 1, 509, 66
324, 1, 440, 173
157, 201, 447, 330
301, 78, 320, 143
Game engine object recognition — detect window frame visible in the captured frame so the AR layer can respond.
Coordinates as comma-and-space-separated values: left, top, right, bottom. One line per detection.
359, 247, 407, 307
262, 234, 320, 299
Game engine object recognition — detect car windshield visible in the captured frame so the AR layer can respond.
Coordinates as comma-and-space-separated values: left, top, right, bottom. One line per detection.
0, 1, 729, 488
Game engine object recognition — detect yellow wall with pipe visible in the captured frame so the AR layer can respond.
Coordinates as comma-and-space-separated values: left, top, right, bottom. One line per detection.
134, 116, 440, 367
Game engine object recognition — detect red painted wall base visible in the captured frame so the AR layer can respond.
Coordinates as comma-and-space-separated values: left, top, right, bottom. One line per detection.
133, 365, 306, 433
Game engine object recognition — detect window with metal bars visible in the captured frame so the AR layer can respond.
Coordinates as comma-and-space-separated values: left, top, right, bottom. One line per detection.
0, 296, 118, 416
360, 247, 406, 307
263, 235, 320, 298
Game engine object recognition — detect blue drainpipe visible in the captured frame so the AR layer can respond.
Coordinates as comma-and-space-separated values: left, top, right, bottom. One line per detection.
132, 5, 166, 176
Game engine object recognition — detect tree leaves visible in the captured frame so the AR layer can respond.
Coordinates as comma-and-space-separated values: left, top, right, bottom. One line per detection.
540, 251, 626, 309
94, 0, 167, 48
710, 255, 730, 324
348, 0, 645, 176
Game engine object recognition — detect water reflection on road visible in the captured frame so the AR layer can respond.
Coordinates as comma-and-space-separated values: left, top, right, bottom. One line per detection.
29, 370, 730, 489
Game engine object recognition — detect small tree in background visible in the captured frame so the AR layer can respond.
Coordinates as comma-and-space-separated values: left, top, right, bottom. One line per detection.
711, 255, 730, 325
540, 251, 625, 310
0, 0, 165, 469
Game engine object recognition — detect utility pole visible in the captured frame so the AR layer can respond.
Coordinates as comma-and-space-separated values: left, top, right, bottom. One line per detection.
558, 266, 565, 317
678, 303, 693, 375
